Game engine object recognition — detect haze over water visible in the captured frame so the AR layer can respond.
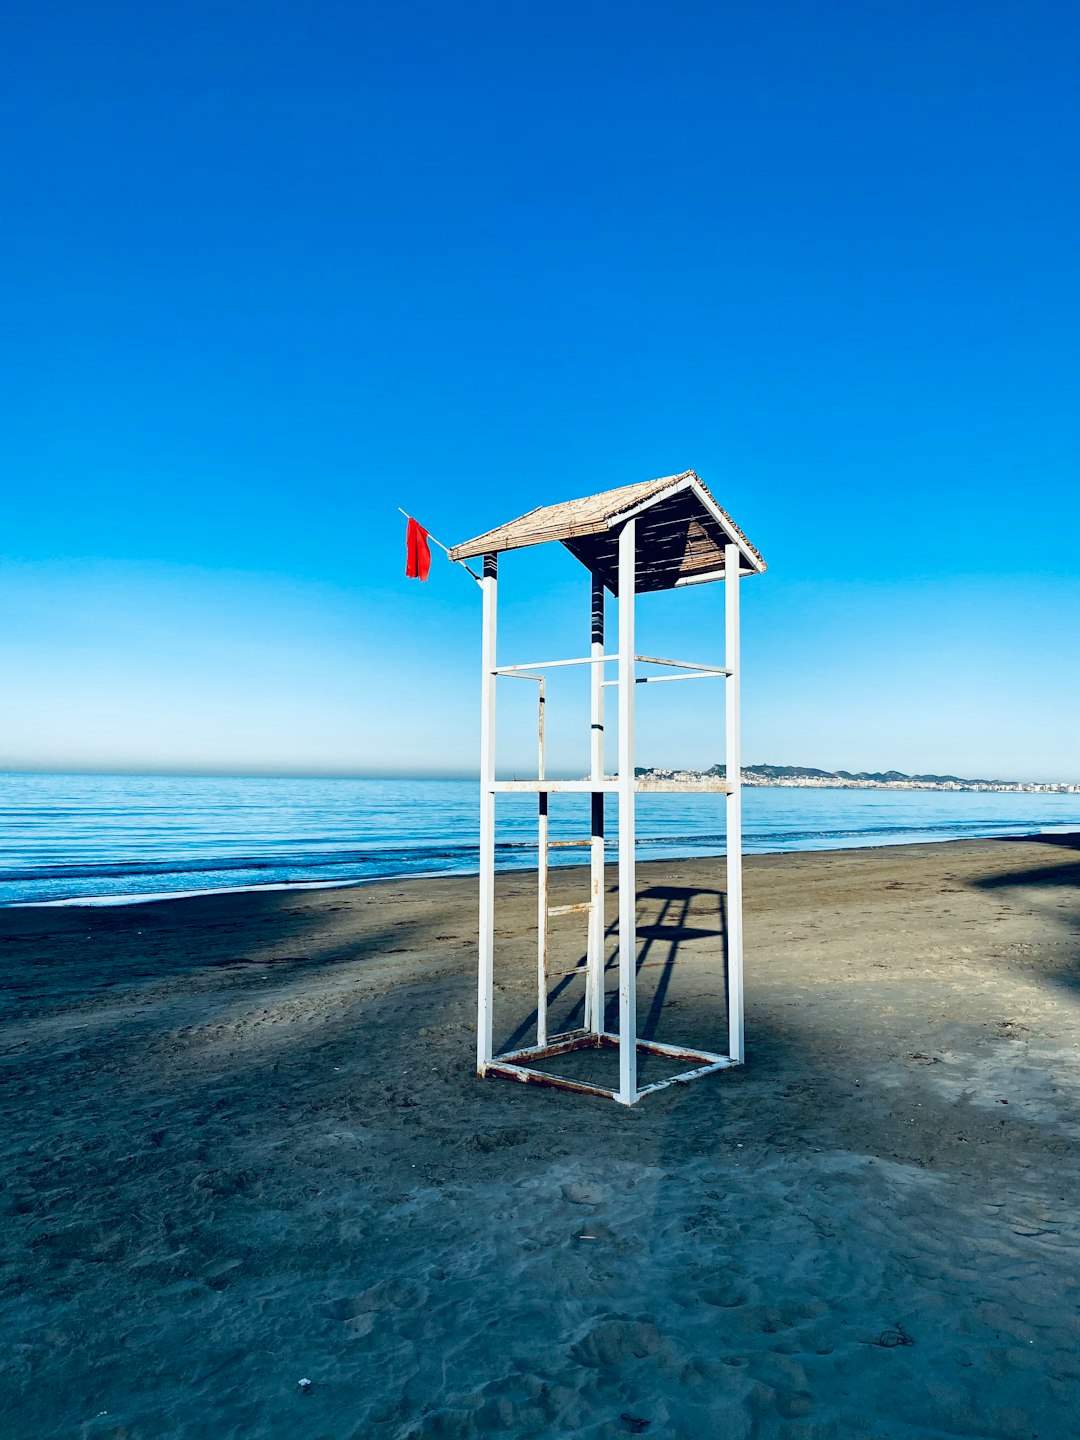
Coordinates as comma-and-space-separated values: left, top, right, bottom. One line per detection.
4, 773, 1080, 906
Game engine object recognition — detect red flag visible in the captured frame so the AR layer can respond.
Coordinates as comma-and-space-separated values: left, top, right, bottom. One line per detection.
405, 516, 432, 581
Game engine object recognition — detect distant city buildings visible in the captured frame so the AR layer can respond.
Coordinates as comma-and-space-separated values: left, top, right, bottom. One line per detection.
634, 764, 1080, 795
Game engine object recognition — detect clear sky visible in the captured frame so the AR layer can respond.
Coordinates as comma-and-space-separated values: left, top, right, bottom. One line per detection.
2, 1, 1078, 780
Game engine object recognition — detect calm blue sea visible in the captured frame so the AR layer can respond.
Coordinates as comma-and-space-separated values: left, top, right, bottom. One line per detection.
2, 772, 1079, 906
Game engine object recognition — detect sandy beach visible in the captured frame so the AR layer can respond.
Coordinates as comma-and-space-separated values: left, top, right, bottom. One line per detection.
2, 834, 1079, 1439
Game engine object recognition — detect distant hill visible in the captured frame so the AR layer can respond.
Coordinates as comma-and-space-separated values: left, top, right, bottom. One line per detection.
635, 763, 1079, 794
731, 763, 1010, 786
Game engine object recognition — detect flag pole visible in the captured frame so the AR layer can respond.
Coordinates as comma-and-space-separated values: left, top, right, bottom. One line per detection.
398, 508, 481, 584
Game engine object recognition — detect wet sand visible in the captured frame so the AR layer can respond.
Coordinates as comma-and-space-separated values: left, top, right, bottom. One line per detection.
1, 835, 1079, 1439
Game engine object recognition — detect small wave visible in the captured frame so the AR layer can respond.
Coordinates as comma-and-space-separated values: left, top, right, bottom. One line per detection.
0, 847, 484, 884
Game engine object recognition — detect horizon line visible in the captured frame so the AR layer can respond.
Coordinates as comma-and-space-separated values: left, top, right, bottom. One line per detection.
2, 762, 1078, 786
0, 765, 478, 781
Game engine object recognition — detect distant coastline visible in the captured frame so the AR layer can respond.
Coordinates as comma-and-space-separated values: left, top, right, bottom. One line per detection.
637, 763, 1080, 795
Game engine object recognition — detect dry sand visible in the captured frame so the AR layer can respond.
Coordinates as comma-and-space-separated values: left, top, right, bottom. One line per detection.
1, 835, 1079, 1439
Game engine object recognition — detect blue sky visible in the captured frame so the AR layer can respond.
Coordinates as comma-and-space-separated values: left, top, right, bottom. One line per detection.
2, 0, 1078, 779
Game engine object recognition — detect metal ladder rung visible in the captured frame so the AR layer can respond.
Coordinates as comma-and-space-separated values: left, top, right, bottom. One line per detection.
547, 902, 593, 917
548, 839, 592, 849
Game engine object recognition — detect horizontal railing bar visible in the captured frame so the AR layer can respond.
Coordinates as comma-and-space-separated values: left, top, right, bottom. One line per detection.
548, 902, 592, 916
589, 1033, 733, 1068
548, 839, 592, 848
494, 1029, 595, 1063
641, 671, 727, 683
496, 654, 726, 678
491, 780, 618, 793
484, 1062, 618, 1100
494, 655, 619, 673
491, 778, 727, 793
636, 1038, 728, 1063
634, 1059, 737, 1096
634, 654, 729, 673
602, 671, 726, 687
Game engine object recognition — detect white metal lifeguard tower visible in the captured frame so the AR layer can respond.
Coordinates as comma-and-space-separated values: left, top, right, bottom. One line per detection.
449, 471, 766, 1105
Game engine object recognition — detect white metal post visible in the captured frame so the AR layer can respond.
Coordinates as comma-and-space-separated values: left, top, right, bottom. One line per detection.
724, 543, 744, 1063
477, 552, 498, 1072
536, 677, 548, 1048
617, 520, 638, 1104
587, 573, 606, 1035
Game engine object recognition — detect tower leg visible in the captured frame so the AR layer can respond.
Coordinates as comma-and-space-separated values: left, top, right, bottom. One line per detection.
724, 543, 744, 1064
617, 520, 638, 1105
587, 573, 606, 1035
537, 679, 548, 1048
477, 553, 498, 1072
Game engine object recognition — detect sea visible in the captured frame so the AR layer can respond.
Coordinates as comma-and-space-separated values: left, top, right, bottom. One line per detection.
2, 772, 1079, 907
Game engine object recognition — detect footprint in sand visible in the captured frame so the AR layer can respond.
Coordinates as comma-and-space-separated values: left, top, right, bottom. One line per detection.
321, 1278, 425, 1329
570, 1316, 666, 1368
747, 1381, 815, 1420
465, 1127, 528, 1153
561, 1181, 609, 1205
701, 1280, 750, 1309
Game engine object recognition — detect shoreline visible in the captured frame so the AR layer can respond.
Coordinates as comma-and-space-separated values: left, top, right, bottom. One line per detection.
7, 822, 1080, 909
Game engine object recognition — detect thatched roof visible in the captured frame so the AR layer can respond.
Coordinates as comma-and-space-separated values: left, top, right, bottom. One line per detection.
448, 471, 765, 593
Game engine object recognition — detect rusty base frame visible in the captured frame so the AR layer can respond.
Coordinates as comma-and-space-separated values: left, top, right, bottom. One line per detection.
481, 1029, 737, 1105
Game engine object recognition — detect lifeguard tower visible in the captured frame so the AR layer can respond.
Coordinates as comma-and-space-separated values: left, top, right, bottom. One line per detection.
449, 471, 766, 1105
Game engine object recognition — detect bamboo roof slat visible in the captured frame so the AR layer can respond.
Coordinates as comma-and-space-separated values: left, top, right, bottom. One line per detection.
448, 470, 765, 593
